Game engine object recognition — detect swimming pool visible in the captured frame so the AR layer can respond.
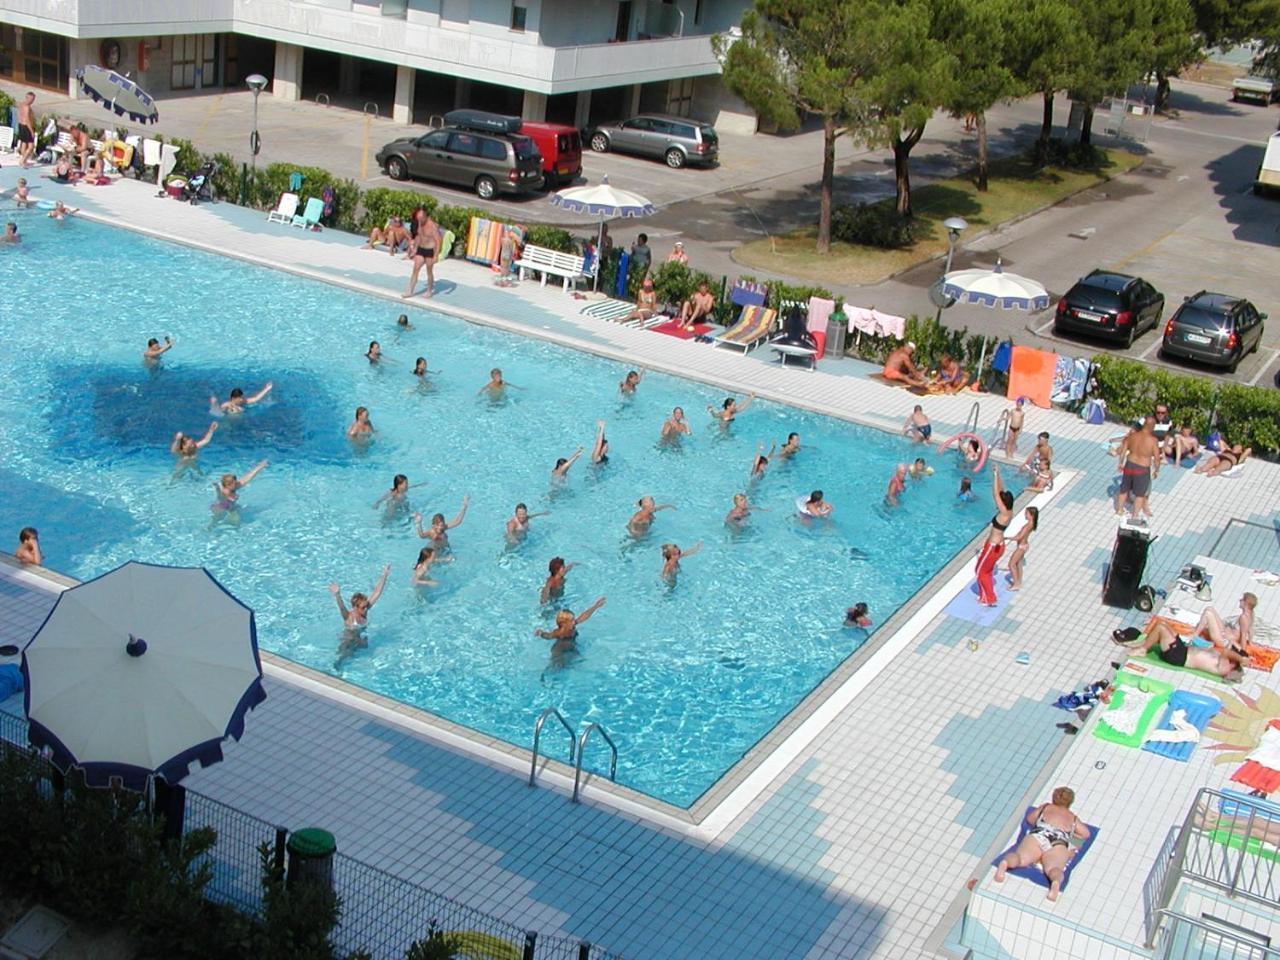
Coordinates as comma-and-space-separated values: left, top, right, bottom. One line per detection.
0, 211, 1014, 806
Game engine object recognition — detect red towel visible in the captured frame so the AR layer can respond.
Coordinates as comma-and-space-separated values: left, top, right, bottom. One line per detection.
651, 320, 712, 340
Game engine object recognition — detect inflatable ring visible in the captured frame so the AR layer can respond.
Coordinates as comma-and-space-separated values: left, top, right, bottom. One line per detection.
104, 139, 133, 168
937, 432, 988, 473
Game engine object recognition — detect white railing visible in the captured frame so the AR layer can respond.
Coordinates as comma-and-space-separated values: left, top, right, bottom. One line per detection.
549, 34, 717, 84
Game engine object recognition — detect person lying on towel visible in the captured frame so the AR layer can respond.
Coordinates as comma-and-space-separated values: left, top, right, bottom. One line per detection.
1120, 619, 1246, 680
882, 343, 926, 387
994, 786, 1091, 902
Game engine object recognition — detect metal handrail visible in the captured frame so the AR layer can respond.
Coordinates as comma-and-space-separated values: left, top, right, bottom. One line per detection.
572, 722, 618, 803
964, 401, 981, 436
426, 114, 444, 130
315, 92, 331, 107
529, 707, 575, 787
1154, 909, 1280, 959
363, 101, 380, 119
990, 409, 1010, 449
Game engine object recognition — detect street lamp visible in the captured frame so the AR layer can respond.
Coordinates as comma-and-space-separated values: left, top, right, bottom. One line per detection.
930, 216, 969, 321
245, 73, 268, 176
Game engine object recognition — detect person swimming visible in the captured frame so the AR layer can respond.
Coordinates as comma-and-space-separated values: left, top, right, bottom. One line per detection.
397, 313, 413, 330
660, 407, 691, 443
909, 457, 933, 479
844, 602, 872, 628
540, 556, 575, 604
780, 433, 801, 458
591, 420, 610, 465
628, 496, 675, 537
170, 422, 218, 479
506, 502, 549, 544
210, 382, 273, 415
661, 542, 702, 584
347, 406, 374, 440
798, 489, 833, 518
415, 496, 469, 553
210, 460, 268, 526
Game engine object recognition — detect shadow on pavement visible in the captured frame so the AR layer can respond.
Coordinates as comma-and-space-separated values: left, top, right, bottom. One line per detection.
1207, 144, 1280, 246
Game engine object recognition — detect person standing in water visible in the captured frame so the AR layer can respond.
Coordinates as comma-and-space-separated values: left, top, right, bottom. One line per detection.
709, 394, 754, 424
210, 382, 273, 415
750, 442, 776, 479
347, 406, 374, 440
506, 502, 549, 544
541, 556, 575, 604
330, 563, 392, 661
536, 597, 607, 669
591, 421, 610, 465
415, 496, 469, 554
660, 408, 691, 444
143, 336, 174, 364
661, 542, 702, 584
210, 460, 269, 526
552, 446, 584, 478
479, 368, 520, 400
628, 496, 675, 537
885, 464, 908, 506
16, 527, 42, 566
780, 433, 801, 458
373, 473, 418, 517
170, 422, 218, 479
725, 493, 755, 527
411, 547, 450, 588
619, 370, 644, 396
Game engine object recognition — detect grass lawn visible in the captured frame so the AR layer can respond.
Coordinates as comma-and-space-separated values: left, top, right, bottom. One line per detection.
733, 148, 1144, 286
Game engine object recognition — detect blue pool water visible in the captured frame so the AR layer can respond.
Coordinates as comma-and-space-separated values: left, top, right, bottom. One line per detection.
0, 212, 1013, 806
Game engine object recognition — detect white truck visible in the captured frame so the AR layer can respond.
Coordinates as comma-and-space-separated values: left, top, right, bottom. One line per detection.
1233, 75, 1278, 105
1255, 131, 1280, 195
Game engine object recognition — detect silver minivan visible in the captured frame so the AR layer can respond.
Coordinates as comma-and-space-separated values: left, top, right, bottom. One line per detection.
588, 114, 719, 168
376, 125, 544, 199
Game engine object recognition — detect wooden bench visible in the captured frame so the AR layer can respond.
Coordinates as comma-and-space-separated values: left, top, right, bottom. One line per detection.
514, 244, 586, 291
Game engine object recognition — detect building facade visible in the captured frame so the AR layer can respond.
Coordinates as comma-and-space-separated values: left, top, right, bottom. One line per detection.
0, 0, 756, 132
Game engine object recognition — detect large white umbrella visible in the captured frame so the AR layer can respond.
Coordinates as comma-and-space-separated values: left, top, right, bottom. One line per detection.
941, 258, 1051, 311
22, 561, 265, 789
549, 174, 655, 290
76, 65, 159, 125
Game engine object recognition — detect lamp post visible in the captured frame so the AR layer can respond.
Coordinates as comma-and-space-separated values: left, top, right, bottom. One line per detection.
246, 73, 268, 176
931, 216, 968, 322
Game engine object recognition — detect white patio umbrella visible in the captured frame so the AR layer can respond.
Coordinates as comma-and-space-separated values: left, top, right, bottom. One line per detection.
548, 174, 655, 290
22, 561, 265, 789
76, 65, 160, 125
941, 258, 1051, 311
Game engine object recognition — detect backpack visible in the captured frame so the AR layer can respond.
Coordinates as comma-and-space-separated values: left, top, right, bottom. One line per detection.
1082, 398, 1106, 424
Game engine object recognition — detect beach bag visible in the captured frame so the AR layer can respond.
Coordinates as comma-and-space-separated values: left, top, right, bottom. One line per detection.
1083, 398, 1106, 424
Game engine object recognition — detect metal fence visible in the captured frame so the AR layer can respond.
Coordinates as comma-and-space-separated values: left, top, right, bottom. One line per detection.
1154, 910, 1280, 960
0, 709, 623, 960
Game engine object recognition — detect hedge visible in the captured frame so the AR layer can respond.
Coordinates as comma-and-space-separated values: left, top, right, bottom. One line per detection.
1092, 355, 1280, 454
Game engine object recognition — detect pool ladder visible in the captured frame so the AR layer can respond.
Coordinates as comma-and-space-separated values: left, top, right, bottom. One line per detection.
965, 400, 1010, 453
528, 707, 619, 803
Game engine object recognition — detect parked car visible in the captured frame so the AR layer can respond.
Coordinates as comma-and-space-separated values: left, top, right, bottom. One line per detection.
587, 114, 718, 168
376, 114, 543, 199
517, 120, 583, 188
1053, 270, 1165, 347
1232, 75, 1277, 105
1160, 291, 1267, 373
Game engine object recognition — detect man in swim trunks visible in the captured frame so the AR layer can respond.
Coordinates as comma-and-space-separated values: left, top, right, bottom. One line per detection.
903, 404, 931, 442
1022, 431, 1053, 473
1124, 621, 1245, 679
678, 282, 716, 331
882, 342, 927, 387
16, 92, 36, 168
1114, 417, 1160, 520
1006, 398, 1025, 456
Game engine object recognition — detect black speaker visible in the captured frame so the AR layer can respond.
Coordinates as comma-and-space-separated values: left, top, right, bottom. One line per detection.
1104, 527, 1153, 608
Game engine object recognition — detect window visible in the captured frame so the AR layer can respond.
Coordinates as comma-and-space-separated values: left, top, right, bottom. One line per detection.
667, 76, 694, 116
510, 3, 527, 31
419, 131, 451, 149
623, 118, 652, 131
512, 137, 538, 161
171, 34, 217, 90
447, 132, 479, 155
478, 138, 507, 160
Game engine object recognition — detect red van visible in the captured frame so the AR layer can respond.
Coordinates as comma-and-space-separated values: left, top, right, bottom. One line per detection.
517, 121, 583, 188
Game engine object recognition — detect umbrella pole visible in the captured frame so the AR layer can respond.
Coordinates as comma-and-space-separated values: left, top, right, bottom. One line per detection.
975, 338, 989, 390
594, 220, 604, 293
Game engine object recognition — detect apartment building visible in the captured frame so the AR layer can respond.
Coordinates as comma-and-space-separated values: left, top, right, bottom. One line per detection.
0, 0, 756, 132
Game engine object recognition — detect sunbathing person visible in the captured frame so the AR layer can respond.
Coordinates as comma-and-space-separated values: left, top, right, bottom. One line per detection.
678, 282, 715, 330
1197, 593, 1257, 650
993, 786, 1090, 902
365, 216, 408, 254
1122, 620, 1246, 679
620, 278, 659, 324
1163, 424, 1200, 466
882, 343, 926, 387
1195, 444, 1250, 476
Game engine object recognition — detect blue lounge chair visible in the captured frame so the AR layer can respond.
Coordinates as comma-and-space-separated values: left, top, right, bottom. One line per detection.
291, 196, 324, 230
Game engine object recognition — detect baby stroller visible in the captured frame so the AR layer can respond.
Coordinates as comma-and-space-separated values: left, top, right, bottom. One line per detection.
182, 160, 218, 205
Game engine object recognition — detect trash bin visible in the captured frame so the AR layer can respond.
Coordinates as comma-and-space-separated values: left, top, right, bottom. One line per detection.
286, 827, 336, 892
826, 309, 848, 359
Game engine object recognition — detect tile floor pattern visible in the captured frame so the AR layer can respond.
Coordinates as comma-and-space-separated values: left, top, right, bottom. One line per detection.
1, 165, 1278, 959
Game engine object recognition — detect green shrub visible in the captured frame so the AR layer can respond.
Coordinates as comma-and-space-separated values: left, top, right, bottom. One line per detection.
0, 89, 13, 118
257, 842, 342, 960
831, 201, 918, 249
651, 261, 715, 312
208, 152, 241, 205
523, 224, 575, 253
359, 187, 437, 234
1036, 137, 1107, 170
764, 282, 834, 312
1215, 382, 1280, 453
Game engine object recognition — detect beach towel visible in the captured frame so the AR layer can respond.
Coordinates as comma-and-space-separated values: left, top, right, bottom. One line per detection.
1141, 692, 1221, 761
1051, 357, 1091, 404
729, 282, 767, 308
1093, 671, 1172, 747
614, 251, 631, 298
1232, 722, 1280, 795
807, 296, 835, 334
991, 341, 1013, 373
991, 810, 1100, 892
651, 319, 711, 340
1006, 346, 1057, 409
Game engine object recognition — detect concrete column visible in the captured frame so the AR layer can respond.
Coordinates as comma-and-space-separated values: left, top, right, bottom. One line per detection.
521, 90, 547, 122
573, 89, 591, 129
66, 38, 98, 100
272, 42, 303, 101
454, 77, 471, 108
627, 83, 642, 117
338, 55, 358, 96
392, 65, 415, 124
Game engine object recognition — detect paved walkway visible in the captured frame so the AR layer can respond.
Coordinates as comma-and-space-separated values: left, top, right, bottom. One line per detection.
1, 163, 1277, 960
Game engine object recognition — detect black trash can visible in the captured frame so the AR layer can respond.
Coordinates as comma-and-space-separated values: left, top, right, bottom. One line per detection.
1103, 526, 1153, 609
286, 827, 336, 892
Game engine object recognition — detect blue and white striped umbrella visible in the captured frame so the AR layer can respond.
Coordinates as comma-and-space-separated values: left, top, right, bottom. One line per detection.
22, 561, 265, 789
942, 259, 1050, 311
549, 175, 655, 218
76, 64, 159, 125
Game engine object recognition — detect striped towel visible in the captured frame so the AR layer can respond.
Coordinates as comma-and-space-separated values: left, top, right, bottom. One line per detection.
582, 299, 636, 322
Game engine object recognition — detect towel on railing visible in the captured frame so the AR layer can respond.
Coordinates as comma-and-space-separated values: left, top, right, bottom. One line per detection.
807, 296, 835, 333
845, 306, 906, 339
730, 281, 768, 307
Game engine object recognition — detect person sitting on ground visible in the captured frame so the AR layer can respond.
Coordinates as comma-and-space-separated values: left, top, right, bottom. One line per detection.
678, 281, 715, 331
882, 342, 927, 387
1023, 432, 1054, 473
844, 602, 872, 628
50, 155, 75, 184
903, 404, 932, 443
621, 278, 659, 324
1151, 403, 1173, 441
365, 215, 408, 254
1197, 593, 1257, 651
16, 527, 42, 566
1195, 443, 1251, 477
994, 786, 1091, 902
1028, 458, 1054, 492
934, 354, 970, 393
1121, 620, 1246, 679
1163, 424, 1200, 467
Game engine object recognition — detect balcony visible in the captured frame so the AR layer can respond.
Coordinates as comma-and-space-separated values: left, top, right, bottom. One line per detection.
549, 34, 717, 87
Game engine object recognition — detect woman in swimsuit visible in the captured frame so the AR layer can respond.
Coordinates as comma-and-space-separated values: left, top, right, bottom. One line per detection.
330, 563, 392, 662
211, 382, 273, 416
619, 370, 643, 396
751, 442, 776, 479
726, 493, 753, 527
798, 490, 833, 519
415, 496, 469, 553
1195, 444, 1251, 477
373, 473, 415, 517
994, 786, 1090, 901
885, 465, 907, 507
660, 407, 691, 444
506, 502, 549, 544
661, 542, 702, 584
171, 422, 218, 478
591, 421, 610, 465
366, 341, 383, 364
347, 406, 374, 440
552, 446, 584, 479
709, 394, 754, 424
403, 213, 441, 299
628, 496, 675, 537
780, 433, 801, 458
540, 556, 575, 604
536, 597, 607, 669
411, 547, 451, 588
412, 357, 429, 379
210, 460, 269, 526
1006, 506, 1038, 591
975, 467, 1014, 606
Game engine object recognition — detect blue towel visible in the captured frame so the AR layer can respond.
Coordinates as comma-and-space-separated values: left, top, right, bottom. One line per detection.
1142, 691, 1221, 762
614, 251, 630, 298
991, 341, 1013, 373
943, 582, 1010, 627
1220, 789, 1280, 822
288, 171, 304, 192
992, 808, 1099, 891
0, 664, 23, 701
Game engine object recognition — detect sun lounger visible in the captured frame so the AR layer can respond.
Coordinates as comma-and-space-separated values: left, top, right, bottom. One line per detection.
291, 196, 324, 229
1093, 671, 1173, 748
0, 126, 13, 153
582, 298, 636, 323
267, 192, 299, 224
715, 306, 777, 353
992, 809, 1100, 892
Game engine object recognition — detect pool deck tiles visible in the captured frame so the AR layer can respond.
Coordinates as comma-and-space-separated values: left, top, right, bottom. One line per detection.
2, 165, 1279, 958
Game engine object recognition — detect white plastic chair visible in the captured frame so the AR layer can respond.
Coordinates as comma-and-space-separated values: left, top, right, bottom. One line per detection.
0, 127, 13, 153
267, 193, 300, 224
